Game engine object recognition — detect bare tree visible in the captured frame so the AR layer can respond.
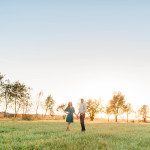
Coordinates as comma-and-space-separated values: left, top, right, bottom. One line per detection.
35, 91, 43, 116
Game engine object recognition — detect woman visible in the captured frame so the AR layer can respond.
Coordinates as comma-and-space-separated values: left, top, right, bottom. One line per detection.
64, 102, 77, 131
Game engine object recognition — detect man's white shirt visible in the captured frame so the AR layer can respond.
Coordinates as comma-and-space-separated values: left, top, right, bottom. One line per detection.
79, 103, 87, 114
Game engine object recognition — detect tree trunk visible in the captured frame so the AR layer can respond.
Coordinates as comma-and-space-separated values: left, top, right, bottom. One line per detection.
127, 113, 128, 123
25, 105, 28, 114
90, 115, 94, 121
22, 107, 25, 114
45, 109, 48, 116
35, 105, 39, 117
143, 117, 146, 122
4, 103, 8, 117
4, 94, 8, 117
108, 116, 110, 122
115, 115, 118, 122
14, 99, 17, 118
16, 103, 21, 115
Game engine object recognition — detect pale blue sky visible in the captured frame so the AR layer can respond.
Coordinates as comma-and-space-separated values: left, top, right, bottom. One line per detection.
0, 0, 150, 109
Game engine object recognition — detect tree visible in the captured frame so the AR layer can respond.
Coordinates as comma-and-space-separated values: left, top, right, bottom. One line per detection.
35, 91, 43, 116
22, 98, 32, 114
0, 73, 4, 84
86, 99, 102, 121
108, 92, 126, 122
123, 103, 132, 122
0, 73, 4, 103
57, 103, 67, 119
138, 105, 149, 122
0, 75, 14, 117
44, 95, 55, 116
1, 80, 13, 116
11, 81, 30, 117
105, 106, 112, 122
21, 90, 32, 114
57, 103, 66, 112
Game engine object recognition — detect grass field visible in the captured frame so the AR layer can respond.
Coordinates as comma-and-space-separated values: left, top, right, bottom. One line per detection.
0, 120, 150, 150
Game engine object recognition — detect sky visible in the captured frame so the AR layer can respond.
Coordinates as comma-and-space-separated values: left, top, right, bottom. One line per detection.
0, 0, 150, 111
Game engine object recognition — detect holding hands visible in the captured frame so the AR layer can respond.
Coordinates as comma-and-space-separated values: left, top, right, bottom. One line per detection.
76, 114, 79, 119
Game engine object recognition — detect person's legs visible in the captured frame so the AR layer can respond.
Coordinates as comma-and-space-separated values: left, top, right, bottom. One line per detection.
66, 123, 70, 131
80, 114, 85, 131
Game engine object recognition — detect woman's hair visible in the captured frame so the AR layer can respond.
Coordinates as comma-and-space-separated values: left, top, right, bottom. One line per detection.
67, 101, 72, 108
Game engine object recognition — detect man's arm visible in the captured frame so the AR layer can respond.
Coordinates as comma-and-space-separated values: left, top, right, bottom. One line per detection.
83, 104, 87, 113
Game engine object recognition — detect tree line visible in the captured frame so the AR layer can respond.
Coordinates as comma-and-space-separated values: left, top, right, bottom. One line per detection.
0, 73, 149, 122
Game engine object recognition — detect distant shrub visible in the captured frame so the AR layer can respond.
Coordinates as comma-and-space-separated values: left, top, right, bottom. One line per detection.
0, 112, 4, 118
22, 114, 33, 121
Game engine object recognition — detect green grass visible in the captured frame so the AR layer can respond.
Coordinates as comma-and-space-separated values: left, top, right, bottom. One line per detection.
0, 120, 150, 150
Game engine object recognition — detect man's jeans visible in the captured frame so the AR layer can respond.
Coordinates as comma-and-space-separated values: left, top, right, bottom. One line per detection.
80, 113, 85, 131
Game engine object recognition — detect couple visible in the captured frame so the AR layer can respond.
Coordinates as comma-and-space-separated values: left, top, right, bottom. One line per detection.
64, 99, 87, 132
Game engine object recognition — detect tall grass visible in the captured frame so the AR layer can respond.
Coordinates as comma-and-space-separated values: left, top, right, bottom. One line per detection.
0, 121, 150, 150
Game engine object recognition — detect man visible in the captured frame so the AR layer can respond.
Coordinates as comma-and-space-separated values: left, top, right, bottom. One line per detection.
78, 99, 87, 132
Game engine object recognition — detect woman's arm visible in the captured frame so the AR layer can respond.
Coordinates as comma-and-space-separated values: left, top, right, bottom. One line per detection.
73, 108, 78, 118
64, 107, 69, 114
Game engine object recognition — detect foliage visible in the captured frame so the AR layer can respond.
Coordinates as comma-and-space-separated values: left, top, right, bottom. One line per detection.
22, 114, 33, 120
21, 95, 32, 114
105, 106, 112, 122
138, 105, 149, 122
11, 81, 30, 117
86, 99, 102, 121
0, 80, 13, 116
45, 95, 55, 116
108, 92, 126, 122
0, 73, 4, 102
123, 103, 132, 122
1, 73, 150, 123
0, 73, 4, 83
57, 103, 66, 112
57, 103, 67, 119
